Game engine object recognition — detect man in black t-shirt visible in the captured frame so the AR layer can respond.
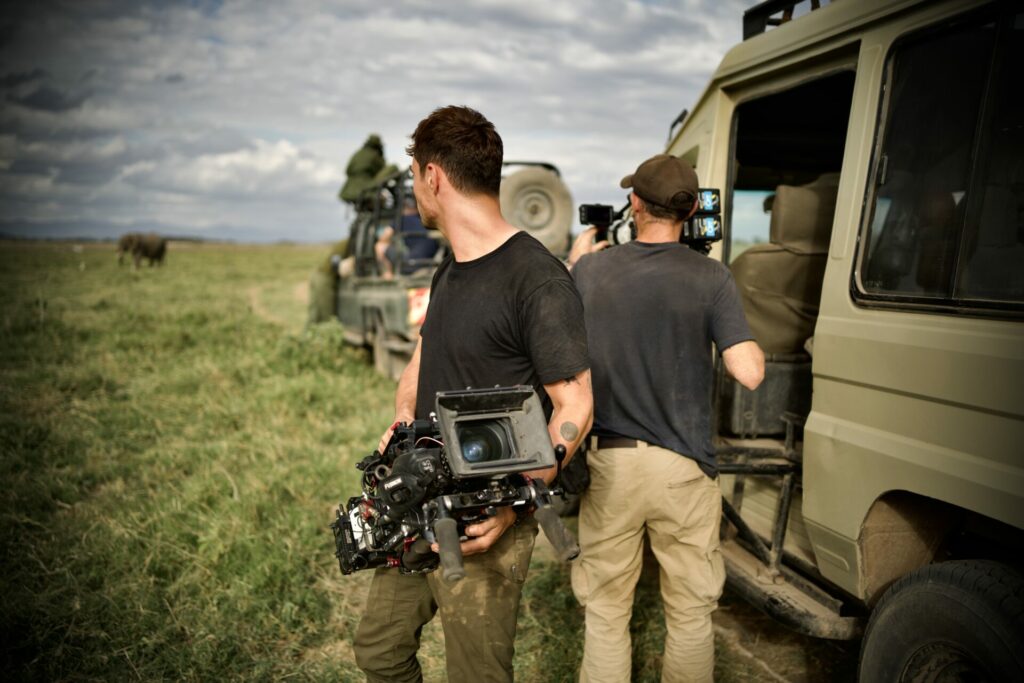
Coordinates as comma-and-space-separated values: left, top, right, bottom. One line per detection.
568, 154, 764, 683
352, 106, 593, 683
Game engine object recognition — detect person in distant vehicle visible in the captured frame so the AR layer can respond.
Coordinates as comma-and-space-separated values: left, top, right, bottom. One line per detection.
567, 154, 765, 683
374, 195, 440, 279
339, 134, 386, 207
352, 105, 593, 683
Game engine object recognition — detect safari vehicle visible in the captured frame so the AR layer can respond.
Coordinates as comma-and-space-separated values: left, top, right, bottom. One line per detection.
334, 163, 573, 379
664, 0, 1023, 678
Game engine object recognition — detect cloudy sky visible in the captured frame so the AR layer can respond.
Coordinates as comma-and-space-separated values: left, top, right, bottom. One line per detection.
0, 0, 751, 243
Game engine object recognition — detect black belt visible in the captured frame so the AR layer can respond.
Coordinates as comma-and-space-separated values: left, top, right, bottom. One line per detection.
596, 436, 638, 449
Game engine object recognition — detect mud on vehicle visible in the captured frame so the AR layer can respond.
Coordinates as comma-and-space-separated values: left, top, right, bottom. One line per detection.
329, 162, 574, 380
658, 0, 1023, 680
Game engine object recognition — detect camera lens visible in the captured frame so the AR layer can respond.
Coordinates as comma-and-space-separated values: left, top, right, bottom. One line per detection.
456, 420, 512, 464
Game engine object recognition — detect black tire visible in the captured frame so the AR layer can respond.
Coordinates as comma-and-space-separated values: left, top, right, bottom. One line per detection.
859, 560, 1024, 683
499, 167, 573, 257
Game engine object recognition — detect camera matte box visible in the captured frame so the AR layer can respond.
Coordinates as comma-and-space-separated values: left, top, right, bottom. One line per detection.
435, 386, 555, 479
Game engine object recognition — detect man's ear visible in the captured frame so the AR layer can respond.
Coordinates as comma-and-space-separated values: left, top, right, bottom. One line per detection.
628, 192, 643, 214
686, 197, 700, 220
425, 163, 442, 195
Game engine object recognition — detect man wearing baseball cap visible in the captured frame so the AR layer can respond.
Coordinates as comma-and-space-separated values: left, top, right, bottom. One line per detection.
568, 154, 764, 682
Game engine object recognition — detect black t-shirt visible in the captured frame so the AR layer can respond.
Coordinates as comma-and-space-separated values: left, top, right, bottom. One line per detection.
572, 241, 753, 475
416, 231, 589, 420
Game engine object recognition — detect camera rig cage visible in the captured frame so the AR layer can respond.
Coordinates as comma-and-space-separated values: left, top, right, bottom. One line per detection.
331, 386, 580, 582
578, 187, 723, 254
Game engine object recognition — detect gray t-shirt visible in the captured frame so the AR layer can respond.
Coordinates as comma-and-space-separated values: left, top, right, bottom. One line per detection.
572, 241, 753, 476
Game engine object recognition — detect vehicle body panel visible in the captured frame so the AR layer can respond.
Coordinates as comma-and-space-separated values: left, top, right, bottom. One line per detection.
667, 0, 1022, 604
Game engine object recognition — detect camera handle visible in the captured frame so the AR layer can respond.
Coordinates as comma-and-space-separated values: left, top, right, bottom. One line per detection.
534, 505, 580, 562
554, 444, 566, 481
434, 513, 465, 583
530, 473, 582, 563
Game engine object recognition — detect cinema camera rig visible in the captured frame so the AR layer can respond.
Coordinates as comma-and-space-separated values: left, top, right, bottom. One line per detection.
331, 386, 580, 582
579, 187, 723, 254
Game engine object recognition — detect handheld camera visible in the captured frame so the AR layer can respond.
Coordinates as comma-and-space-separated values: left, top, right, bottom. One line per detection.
331, 386, 579, 583
578, 204, 619, 242
578, 187, 723, 253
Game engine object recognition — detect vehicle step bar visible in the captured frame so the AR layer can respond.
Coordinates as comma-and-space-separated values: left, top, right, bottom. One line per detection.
722, 539, 863, 640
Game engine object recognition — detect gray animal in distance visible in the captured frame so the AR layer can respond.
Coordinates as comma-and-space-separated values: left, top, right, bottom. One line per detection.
117, 232, 167, 268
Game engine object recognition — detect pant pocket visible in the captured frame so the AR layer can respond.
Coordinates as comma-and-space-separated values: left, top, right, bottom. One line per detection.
662, 453, 708, 489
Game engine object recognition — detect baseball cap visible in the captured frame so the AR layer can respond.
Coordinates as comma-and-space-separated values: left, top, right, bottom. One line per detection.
620, 154, 698, 209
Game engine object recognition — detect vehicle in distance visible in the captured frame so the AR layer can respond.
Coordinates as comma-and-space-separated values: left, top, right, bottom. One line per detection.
333, 162, 573, 379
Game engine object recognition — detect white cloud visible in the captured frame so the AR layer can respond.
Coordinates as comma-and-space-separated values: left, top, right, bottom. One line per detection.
0, 0, 749, 241
123, 139, 342, 197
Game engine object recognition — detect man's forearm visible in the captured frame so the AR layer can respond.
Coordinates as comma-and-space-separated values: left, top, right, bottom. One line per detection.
722, 340, 765, 391
545, 404, 592, 473
394, 362, 417, 421
533, 370, 594, 485
376, 340, 421, 454
394, 339, 421, 421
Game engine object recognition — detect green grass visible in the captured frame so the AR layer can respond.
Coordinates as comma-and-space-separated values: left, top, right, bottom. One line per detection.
0, 240, 851, 682
0, 241, 394, 681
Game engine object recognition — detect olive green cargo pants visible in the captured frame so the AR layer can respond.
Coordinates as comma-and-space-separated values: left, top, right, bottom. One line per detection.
353, 518, 538, 683
571, 441, 725, 683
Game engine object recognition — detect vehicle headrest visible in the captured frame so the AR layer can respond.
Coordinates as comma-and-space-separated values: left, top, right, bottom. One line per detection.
769, 174, 839, 254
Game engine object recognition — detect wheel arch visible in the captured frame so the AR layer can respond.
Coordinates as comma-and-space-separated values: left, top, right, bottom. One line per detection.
859, 490, 1024, 607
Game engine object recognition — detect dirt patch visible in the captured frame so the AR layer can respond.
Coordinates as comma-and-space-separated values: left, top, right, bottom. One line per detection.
247, 281, 309, 328
247, 285, 282, 326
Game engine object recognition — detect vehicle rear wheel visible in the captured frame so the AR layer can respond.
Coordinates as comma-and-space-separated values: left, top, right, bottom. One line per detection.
858, 559, 1024, 682
499, 167, 573, 257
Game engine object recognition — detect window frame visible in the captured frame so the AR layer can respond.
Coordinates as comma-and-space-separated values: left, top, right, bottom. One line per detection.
851, 1, 1024, 318
723, 56, 858, 265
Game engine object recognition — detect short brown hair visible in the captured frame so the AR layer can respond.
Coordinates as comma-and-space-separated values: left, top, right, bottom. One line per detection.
406, 106, 502, 197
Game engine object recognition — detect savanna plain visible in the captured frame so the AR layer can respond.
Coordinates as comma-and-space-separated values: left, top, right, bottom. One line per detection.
0, 240, 856, 681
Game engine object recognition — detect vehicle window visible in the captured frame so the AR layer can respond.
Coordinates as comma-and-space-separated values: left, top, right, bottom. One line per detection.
728, 70, 854, 264
858, 7, 1023, 308
956, 11, 1024, 302
729, 190, 772, 262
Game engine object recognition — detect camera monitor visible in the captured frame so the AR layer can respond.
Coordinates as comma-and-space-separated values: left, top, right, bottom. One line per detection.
695, 188, 721, 216
435, 386, 555, 479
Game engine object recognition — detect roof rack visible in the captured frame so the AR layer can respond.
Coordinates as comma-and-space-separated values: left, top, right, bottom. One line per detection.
743, 0, 824, 40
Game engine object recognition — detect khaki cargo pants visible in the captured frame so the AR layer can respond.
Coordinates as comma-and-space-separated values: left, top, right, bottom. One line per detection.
571, 441, 725, 683
353, 518, 538, 683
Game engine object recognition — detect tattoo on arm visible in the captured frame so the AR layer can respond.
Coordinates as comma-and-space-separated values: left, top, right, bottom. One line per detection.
559, 421, 580, 442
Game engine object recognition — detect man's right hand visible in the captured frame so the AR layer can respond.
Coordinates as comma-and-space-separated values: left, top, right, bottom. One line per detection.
377, 416, 410, 454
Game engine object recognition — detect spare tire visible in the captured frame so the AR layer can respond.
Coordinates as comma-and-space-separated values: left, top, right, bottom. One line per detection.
500, 166, 573, 257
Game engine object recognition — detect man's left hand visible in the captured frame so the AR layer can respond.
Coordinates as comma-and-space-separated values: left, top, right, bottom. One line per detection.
431, 506, 517, 557
567, 226, 609, 268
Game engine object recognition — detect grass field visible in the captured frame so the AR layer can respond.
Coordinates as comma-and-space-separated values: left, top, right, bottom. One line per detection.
0, 240, 853, 682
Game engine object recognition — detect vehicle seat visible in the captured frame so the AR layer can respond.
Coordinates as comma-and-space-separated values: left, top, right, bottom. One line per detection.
730, 174, 838, 354
718, 174, 838, 437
